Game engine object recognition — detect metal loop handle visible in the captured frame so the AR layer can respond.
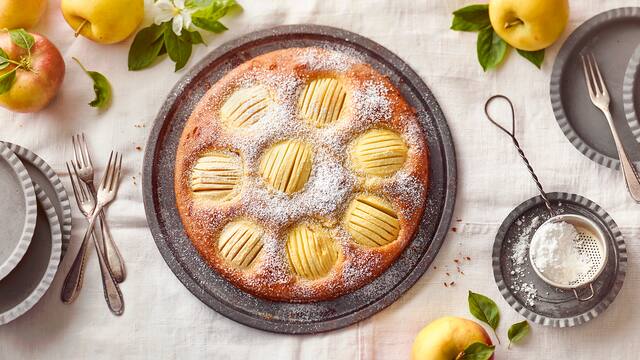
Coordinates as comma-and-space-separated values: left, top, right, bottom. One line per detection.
484, 95, 555, 215
573, 283, 595, 302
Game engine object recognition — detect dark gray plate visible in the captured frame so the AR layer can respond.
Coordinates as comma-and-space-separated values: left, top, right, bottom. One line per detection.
551, 7, 640, 170
0, 184, 62, 325
492, 192, 626, 327
142, 25, 457, 334
623, 43, 640, 143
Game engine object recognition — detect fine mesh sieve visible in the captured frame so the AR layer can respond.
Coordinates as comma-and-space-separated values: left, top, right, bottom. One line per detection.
484, 95, 609, 302
528, 214, 608, 301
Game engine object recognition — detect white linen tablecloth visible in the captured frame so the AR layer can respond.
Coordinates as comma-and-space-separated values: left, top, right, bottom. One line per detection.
1, 0, 639, 358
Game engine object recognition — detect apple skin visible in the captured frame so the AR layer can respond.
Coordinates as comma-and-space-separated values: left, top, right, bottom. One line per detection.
489, 0, 569, 51
0, 0, 47, 29
411, 317, 493, 360
61, 0, 144, 44
0, 33, 65, 113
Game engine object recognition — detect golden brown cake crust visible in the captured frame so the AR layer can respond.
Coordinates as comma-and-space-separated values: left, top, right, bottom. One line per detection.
174, 47, 429, 302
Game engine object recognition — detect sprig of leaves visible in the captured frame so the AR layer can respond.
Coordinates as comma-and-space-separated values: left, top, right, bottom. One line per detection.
0, 29, 36, 95
457, 342, 495, 360
468, 291, 500, 343
128, 0, 241, 72
507, 320, 530, 348
450, 4, 544, 70
73, 57, 112, 109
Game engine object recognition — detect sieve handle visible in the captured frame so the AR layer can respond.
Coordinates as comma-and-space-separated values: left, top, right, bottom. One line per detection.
484, 95, 555, 215
572, 283, 595, 302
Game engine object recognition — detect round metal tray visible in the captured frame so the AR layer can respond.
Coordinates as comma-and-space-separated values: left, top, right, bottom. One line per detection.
142, 25, 457, 334
492, 192, 626, 327
623, 43, 640, 143
3, 142, 72, 257
550, 7, 640, 170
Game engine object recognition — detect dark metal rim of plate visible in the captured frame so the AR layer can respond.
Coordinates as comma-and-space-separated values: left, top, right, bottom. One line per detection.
492, 192, 627, 328
550, 7, 640, 170
142, 25, 457, 334
623, 43, 640, 143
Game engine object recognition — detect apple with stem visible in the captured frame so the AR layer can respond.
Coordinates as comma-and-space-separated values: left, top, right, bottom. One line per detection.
412, 317, 494, 360
0, 30, 65, 113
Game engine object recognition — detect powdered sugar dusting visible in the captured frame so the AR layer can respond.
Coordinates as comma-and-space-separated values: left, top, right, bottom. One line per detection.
296, 47, 360, 72
181, 47, 430, 300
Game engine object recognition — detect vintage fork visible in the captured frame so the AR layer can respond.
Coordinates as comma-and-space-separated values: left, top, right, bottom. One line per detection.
72, 134, 126, 282
61, 162, 102, 304
74, 151, 125, 315
581, 53, 640, 202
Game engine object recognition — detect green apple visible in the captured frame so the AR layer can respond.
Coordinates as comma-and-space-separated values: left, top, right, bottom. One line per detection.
61, 0, 144, 44
0, 32, 65, 113
489, 0, 569, 51
411, 317, 493, 360
0, 0, 47, 29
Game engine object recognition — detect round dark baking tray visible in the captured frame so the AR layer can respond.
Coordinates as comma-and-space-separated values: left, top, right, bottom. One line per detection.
492, 192, 626, 327
550, 7, 640, 170
623, 43, 640, 143
142, 24, 457, 334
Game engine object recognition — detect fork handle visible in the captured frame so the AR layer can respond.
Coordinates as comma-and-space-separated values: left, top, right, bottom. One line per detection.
87, 182, 126, 283
98, 211, 126, 282
81, 211, 125, 315
603, 110, 640, 202
61, 230, 95, 303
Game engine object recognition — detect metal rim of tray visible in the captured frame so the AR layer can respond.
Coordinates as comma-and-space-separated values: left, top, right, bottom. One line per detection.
142, 24, 457, 334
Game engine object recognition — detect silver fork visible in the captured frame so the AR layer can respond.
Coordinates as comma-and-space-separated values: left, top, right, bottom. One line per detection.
581, 53, 640, 202
72, 134, 126, 282
75, 151, 125, 315
61, 162, 102, 304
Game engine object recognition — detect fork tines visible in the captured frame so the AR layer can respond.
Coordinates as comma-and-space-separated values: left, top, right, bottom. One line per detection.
580, 52, 609, 100
100, 151, 123, 192
71, 133, 94, 170
67, 161, 91, 206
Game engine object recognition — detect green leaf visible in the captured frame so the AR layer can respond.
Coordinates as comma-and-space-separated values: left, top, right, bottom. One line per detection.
468, 291, 500, 330
192, 18, 229, 33
0, 48, 9, 70
451, 4, 491, 32
128, 24, 166, 71
507, 320, 530, 348
73, 57, 112, 109
457, 342, 495, 360
9, 29, 35, 50
517, 49, 545, 69
0, 68, 16, 95
180, 30, 205, 45
192, 0, 241, 33
163, 27, 192, 71
476, 27, 508, 71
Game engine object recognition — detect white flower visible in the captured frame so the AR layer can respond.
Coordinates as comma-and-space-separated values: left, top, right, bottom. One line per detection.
153, 0, 193, 36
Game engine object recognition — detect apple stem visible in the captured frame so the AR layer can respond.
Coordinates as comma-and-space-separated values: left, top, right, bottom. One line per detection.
504, 19, 524, 29
493, 329, 501, 345
74, 20, 88, 38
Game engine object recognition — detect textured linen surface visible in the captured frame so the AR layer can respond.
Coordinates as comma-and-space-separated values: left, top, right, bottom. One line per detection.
1, 0, 639, 358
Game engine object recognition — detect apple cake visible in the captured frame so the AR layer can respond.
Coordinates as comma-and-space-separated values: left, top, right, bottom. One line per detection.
174, 47, 429, 302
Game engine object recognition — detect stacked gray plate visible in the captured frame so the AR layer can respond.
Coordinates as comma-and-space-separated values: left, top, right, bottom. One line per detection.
0, 142, 72, 325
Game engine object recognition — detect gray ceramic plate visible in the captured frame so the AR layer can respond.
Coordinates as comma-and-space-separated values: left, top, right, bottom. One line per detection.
0, 142, 37, 281
493, 192, 626, 327
0, 184, 62, 325
551, 7, 640, 170
143, 25, 457, 334
623, 43, 640, 143
3, 142, 72, 257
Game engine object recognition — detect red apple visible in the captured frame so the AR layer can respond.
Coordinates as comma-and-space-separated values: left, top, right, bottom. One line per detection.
0, 32, 65, 113
412, 317, 494, 360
